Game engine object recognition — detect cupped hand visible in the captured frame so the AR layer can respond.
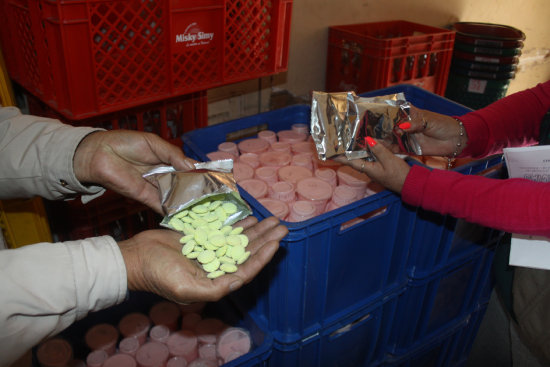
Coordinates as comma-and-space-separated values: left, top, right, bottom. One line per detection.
73, 130, 197, 213
118, 216, 288, 304
397, 104, 467, 157
334, 138, 411, 194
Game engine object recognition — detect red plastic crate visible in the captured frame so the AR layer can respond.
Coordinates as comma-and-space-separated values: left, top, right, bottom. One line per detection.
326, 20, 455, 95
0, 0, 292, 119
25, 90, 208, 146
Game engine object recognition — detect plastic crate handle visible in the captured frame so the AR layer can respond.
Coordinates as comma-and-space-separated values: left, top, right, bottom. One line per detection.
272, 0, 293, 70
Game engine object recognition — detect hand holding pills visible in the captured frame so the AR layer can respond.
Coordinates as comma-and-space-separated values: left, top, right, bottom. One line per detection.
117, 215, 288, 304
73, 129, 197, 214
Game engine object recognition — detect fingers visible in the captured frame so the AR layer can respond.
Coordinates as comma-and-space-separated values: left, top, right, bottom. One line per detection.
234, 215, 259, 231
143, 133, 196, 171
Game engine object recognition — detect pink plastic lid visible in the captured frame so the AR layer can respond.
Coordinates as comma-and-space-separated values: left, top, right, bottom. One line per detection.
238, 153, 260, 169
181, 312, 202, 331
233, 162, 255, 182
237, 138, 270, 154
187, 359, 218, 367
254, 166, 279, 184
269, 141, 291, 153
166, 330, 198, 361
37, 339, 73, 367
268, 181, 296, 203
259, 151, 292, 167
118, 313, 151, 346
291, 123, 309, 135
135, 342, 170, 367
167, 356, 188, 367
217, 142, 239, 156
296, 177, 334, 215
206, 151, 237, 162
194, 318, 227, 345
86, 350, 108, 367
277, 129, 307, 143
331, 185, 359, 207
277, 165, 312, 186
85, 323, 119, 356
291, 141, 315, 155
216, 327, 252, 364
198, 343, 218, 361
149, 324, 171, 344
336, 166, 370, 188
119, 336, 141, 356
149, 301, 181, 332
103, 354, 137, 367
257, 130, 277, 144
287, 200, 317, 222
238, 178, 268, 199
291, 153, 313, 171
258, 198, 290, 220
315, 168, 337, 188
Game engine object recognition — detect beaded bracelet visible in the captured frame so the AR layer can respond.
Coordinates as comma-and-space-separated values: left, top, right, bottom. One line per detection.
447, 118, 465, 169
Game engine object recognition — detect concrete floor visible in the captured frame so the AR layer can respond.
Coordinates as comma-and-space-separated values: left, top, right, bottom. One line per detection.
466, 290, 547, 367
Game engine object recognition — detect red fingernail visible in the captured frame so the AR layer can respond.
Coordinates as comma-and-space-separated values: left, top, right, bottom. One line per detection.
399, 122, 411, 129
366, 136, 377, 147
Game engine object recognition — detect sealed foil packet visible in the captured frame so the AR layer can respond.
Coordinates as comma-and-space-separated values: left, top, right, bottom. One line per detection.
143, 159, 252, 229
310, 91, 422, 161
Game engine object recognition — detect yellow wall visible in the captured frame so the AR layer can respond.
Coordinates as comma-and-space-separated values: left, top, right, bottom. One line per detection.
284, 0, 550, 97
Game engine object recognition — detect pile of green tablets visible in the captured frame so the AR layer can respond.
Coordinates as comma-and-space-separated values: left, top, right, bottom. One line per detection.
169, 200, 251, 278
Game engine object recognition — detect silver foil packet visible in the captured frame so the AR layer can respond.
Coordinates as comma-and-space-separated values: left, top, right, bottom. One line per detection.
143, 159, 252, 228
310, 91, 422, 161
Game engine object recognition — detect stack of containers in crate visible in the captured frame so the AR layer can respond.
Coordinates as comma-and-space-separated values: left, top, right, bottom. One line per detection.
34, 293, 274, 367
182, 84, 505, 366
325, 20, 455, 96
445, 22, 525, 110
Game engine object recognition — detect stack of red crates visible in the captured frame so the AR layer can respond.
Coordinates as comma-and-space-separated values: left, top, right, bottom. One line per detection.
0, 0, 293, 119
1, 0, 293, 241
325, 20, 455, 95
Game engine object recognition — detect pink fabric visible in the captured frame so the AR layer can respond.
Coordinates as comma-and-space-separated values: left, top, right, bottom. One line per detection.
402, 81, 550, 237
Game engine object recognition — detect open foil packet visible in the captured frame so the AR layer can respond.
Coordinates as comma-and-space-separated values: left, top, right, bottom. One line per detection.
143, 159, 252, 229
310, 91, 422, 161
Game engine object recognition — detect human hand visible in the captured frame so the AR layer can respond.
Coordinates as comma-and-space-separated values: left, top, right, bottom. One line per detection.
118, 216, 288, 304
334, 137, 411, 194
397, 104, 468, 157
73, 130, 197, 213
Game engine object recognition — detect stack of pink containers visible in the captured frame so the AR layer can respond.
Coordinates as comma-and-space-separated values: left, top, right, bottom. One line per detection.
206, 124, 384, 222
37, 301, 253, 367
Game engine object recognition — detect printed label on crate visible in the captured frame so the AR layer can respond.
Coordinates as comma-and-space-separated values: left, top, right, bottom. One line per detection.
174, 22, 215, 48
467, 79, 487, 94
172, 10, 223, 53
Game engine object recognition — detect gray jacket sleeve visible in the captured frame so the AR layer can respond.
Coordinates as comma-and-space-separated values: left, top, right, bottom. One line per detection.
0, 106, 104, 200
0, 106, 128, 365
0, 237, 128, 366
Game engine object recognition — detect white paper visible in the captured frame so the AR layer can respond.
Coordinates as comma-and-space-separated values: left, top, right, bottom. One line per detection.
503, 145, 550, 270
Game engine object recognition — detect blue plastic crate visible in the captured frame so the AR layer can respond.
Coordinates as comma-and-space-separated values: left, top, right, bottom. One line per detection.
268, 290, 400, 367
404, 156, 505, 279
387, 247, 494, 355
378, 303, 487, 367
34, 293, 272, 367
181, 84, 501, 344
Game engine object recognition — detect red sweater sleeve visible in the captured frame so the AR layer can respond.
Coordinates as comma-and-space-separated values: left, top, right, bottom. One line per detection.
402, 80, 550, 237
